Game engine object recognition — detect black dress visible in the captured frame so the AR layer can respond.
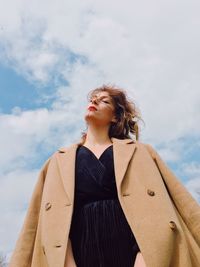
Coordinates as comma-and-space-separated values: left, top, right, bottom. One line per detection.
69, 145, 140, 267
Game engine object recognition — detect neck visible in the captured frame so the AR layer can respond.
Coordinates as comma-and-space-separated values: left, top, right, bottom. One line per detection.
84, 124, 112, 146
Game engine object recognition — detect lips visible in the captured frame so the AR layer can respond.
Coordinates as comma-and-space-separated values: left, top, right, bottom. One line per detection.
88, 106, 97, 111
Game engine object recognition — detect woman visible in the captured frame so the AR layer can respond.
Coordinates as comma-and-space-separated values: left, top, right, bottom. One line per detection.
9, 85, 200, 267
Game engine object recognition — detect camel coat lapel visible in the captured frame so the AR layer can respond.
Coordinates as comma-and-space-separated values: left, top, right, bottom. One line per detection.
55, 143, 77, 206
56, 137, 136, 206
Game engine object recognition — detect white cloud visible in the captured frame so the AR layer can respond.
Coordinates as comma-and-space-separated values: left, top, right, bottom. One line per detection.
0, 168, 38, 254
0, 106, 86, 172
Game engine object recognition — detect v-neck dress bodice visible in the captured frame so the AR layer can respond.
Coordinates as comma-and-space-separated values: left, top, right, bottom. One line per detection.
69, 145, 140, 267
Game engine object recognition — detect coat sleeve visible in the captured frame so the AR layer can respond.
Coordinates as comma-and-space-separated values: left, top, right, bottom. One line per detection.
8, 157, 51, 267
145, 143, 200, 246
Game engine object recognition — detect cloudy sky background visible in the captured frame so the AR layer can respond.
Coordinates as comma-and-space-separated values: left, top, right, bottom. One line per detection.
0, 0, 200, 260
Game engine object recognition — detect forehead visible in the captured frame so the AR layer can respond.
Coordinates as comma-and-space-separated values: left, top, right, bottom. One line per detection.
92, 91, 111, 98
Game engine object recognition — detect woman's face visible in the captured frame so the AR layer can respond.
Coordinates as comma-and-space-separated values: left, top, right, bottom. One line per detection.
84, 91, 116, 126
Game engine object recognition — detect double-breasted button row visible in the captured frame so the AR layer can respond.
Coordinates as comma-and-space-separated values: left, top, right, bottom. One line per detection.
147, 189, 155, 196
122, 190, 156, 197
45, 202, 72, 210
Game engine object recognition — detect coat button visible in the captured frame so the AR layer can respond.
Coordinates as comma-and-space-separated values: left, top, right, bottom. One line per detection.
64, 203, 72, 206
147, 189, 155, 196
169, 221, 177, 230
42, 246, 46, 255
54, 244, 62, 248
45, 202, 52, 211
122, 193, 130, 197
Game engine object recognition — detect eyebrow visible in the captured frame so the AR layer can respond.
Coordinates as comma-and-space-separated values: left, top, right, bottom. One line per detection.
92, 95, 111, 100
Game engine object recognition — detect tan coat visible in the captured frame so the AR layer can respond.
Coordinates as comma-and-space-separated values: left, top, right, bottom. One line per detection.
9, 138, 200, 267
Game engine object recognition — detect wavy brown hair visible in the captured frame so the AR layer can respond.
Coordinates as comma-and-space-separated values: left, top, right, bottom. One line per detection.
80, 84, 144, 143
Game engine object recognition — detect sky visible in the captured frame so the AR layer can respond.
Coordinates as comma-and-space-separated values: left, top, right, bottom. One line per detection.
0, 0, 200, 261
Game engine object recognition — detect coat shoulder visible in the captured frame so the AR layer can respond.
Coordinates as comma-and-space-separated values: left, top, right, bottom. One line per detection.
56, 143, 77, 154
135, 141, 155, 154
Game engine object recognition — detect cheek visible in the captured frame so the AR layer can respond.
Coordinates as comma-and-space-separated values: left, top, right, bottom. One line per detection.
104, 108, 115, 118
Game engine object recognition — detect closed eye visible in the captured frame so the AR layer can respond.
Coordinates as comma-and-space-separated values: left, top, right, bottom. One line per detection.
88, 98, 111, 104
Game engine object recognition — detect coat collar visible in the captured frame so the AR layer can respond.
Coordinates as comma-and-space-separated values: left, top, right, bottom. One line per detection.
55, 137, 137, 205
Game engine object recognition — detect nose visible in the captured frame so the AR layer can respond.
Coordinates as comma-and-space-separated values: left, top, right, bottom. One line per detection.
91, 97, 99, 104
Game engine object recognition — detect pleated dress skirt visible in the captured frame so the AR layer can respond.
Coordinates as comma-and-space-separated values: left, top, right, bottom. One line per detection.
69, 145, 140, 267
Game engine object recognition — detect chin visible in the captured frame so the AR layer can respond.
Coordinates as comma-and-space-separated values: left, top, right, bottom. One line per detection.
84, 113, 94, 122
